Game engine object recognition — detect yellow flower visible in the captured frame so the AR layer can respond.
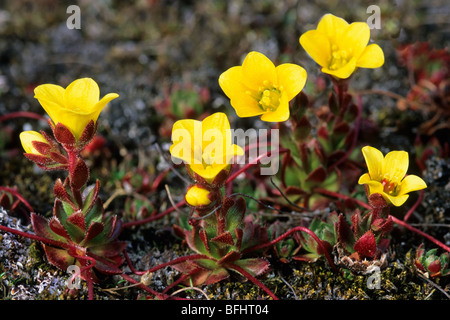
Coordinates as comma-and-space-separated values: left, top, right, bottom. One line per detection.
219, 51, 307, 122
299, 14, 384, 79
34, 78, 119, 140
19, 131, 49, 155
170, 112, 243, 182
358, 146, 427, 207
185, 185, 212, 207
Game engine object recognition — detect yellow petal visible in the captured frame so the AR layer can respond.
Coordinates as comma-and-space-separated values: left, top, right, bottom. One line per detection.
65, 111, 98, 140
202, 112, 230, 156
219, 67, 264, 117
189, 163, 230, 181
242, 51, 277, 90
20, 131, 48, 154
341, 22, 370, 58
202, 112, 230, 135
357, 44, 384, 68
383, 150, 409, 182
260, 93, 290, 122
276, 63, 307, 101
321, 57, 357, 79
92, 93, 119, 122
317, 14, 349, 39
398, 175, 427, 196
169, 139, 193, 164
34, 84, 66, 124
222, 144, 244, 166
34, 83, 65, 106
185, 185, 211, 207
361, 146, 384, 182
64, 78, 100, 113
219, 66, 244, 97
232, 144, 244, 157
299, 30, 331, 68
383, 192, 409, 207
232, 96, 265, 118
170, 119, 202, 164
358, 173, 372, 185
362, 179, 384, 195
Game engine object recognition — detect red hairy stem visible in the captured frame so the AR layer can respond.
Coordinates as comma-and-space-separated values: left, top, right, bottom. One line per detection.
227, 263, 278, 300
226, 148, 289, 184
90, 250, 184, 300
71, 253, 97, 278
67, 151, 83, 208
390, 215, 450, 253
121, 199, 186, 229
243, 226, 337, 271
328, 94, 362, 171
314, 188, 450, 253
150, 168, 170, 192
87, 280, 94, 301
122, 249, 141, 275
119, 273, 172, 300
314, 187, 371, 209
132, 254, 212, 276
162, 270, 200, 294
71, 253, 97, 300
0, 111, 47, 123
0, 186, 34, 213
403, 189, 424, 222
0, 224, 71, 249
331, 77, 349, 110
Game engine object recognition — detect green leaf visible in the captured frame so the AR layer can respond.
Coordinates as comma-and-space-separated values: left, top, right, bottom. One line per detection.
232, 258, 270, 277
84, 197, 104, 226
193, 258, 218, 271
82, 181, 99, 216
225, 197, 245, 233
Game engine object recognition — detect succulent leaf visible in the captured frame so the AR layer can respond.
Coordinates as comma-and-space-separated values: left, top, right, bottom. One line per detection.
217, 250, 241, 265
81, 222, 105, 247
353, 230, 377, 258
337, 214, 354, 253
53, 122, 76, 146
211, 231, 235, 246
53, 178, 75, 206
43, 245, 75, 271
232, 258, 270, 277
66, 210, 87, 242
78, 120, 96, 146
70, 158, 90, 190
48, 216, 71, 239
305, 166, 327, 183
31, 213, 67, 243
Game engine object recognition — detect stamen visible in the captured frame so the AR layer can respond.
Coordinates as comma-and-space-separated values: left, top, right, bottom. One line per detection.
257, 86, 281, 112
381, 178, 397, 194
328, 46, 351, 70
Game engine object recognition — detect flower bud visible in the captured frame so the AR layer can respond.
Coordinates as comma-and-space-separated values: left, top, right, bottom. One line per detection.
19, 131, 50, 155
185, 185, 212, 207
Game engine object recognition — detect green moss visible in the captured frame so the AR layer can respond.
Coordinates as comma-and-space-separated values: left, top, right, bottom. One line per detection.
27, 242, 44, 267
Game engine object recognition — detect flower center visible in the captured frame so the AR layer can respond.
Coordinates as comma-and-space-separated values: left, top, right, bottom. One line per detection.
381, 179, 396, 194
254, 81, 282, 112
381, 167, 406, 195
202, 151, 216, 166
329, 44, 352, 70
